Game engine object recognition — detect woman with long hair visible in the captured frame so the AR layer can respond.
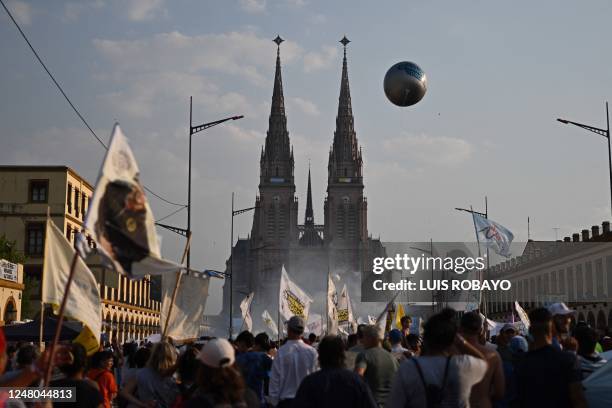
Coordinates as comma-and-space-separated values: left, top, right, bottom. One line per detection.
121, 341, 179, 408
186, 338, 258, 408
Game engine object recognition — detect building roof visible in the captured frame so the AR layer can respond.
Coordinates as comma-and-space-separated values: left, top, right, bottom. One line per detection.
0, 165, 94, 190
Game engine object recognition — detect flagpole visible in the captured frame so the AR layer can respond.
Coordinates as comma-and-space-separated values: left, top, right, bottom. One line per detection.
162, 232, 192, 340
40, 207, 50, 351
43, 251, 80, 386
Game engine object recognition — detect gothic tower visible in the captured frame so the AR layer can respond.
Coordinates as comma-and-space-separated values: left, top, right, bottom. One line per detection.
250, 36, 299, 281
324, 37, 368, 273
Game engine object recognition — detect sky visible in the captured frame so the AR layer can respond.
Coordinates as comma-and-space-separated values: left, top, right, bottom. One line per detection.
2, 0, 612, 314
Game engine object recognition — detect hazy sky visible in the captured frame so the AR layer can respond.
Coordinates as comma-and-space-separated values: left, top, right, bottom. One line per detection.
2, 0, 612, 314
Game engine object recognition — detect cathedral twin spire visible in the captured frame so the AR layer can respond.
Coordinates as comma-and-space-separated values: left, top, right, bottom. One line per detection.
261, 35, 362, 233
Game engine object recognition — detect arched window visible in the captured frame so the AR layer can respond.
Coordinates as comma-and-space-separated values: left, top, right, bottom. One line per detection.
4, 299, 16, 324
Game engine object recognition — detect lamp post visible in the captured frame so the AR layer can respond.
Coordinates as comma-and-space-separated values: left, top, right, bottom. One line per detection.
557, 102, 611, 217
409, 239, 434, 310
187, 98, 244, 270
229, 192, 257, 339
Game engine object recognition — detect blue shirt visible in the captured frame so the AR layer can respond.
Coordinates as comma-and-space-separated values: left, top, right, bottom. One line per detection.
236, 351, 273, 406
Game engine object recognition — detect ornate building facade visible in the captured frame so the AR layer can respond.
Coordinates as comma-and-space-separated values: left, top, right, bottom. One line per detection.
221, 37, 384, 331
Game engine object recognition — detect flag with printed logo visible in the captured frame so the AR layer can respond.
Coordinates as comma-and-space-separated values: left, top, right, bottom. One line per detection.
337, 284, 354, 326
262, 309, 278, 337
279, 265, 312, 321
83, 124, 181, 278
473, 213, 514, 257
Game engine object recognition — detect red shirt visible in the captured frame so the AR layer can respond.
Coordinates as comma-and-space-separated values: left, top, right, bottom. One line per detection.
87, 368, 118, 408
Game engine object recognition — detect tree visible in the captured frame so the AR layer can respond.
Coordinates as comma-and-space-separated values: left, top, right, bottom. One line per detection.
0, 234, 25, 264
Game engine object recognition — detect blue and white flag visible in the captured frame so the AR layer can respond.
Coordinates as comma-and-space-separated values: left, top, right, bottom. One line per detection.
473, 213, 514, 257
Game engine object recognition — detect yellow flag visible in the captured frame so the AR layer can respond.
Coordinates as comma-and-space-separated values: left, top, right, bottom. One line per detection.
73, 327, 100, 356
395, 303, 405, 329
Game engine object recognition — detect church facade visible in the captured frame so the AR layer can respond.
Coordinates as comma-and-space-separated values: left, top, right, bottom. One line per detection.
221, 37, 385, 332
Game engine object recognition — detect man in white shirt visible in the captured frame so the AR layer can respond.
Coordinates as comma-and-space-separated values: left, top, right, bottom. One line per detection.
269, 316, 318, 407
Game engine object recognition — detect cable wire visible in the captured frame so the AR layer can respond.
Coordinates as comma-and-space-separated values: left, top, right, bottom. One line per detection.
155, 205, 187, 223
1, 0, 186, 208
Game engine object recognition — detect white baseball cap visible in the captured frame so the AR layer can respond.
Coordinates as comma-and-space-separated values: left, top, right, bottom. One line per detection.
197, 338, 235, 368
547, 302, 575, 316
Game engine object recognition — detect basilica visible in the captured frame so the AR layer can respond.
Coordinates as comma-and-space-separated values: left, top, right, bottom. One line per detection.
220, 36, 386, 331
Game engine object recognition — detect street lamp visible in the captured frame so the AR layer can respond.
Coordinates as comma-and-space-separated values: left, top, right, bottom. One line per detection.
557, 102, 611, 217
156, 98, 243, 265
409, 239, 434, 310
229, 192, 257, 339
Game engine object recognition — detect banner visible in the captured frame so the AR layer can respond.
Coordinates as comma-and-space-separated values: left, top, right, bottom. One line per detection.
337, 284, 353, 325
262, 309, 278, 337
394, 303, 405, 329
84, 124, 181, 278
279, 265, 312, 321
327, 274, 338, 335
514, 301, 530, 331
473, 213, 514, 257
307, 314, 323, 337
161, 271, 210, 340
42, 219, 101, 352
240, 292, 254, 332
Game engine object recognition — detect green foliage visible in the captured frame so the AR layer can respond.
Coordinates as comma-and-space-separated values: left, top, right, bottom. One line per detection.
0, 234, 25, 264
21, 275, 40, 320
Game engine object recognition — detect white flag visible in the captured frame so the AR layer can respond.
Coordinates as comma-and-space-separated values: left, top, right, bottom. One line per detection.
473, 213, 514, 257
514, 301, 530, 331
42, 219, 101, 354
327, 274, 338, 335
240, 292, 254, 332
84, 124, 181, 278
307, 314, 323, 337
337, 284, 354, 325
367, 315, 377, 325
262, 310, 278, 336
279, 265, 312, 321
161, 272, 210, 340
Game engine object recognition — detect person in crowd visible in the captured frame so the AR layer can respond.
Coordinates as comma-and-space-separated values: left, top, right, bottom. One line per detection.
515, 307, 587, 408
387, 308, 488, 408
460, 312, 505, 408
561, 337, 578, 353
573, 325, 607, 379
601, 335, 612, 352
405, 334, 422, 357
118, 347, 151, 408
355, 325, 399, 406
5, 345, 17, 373
388, 329, 411, 362
345, 324, 367, 369
269, 316, 318, 408
293, 335, 378, 408
496, 324, 516, 364
253, 332, 274, 399
87, 350, 118, 408
496, 335, 529, 408
399, 316, 412, 347
347, 334, 359, 349
186, 338, 259, 408
51, 343, 104, 408
0, 344, 39, 385
173, 346, 200, 407
121, 342, 139, 387
122, 341, 179, 408
235, 331, 273, 407
548, 303, 575, 350
307, 333, 317, 346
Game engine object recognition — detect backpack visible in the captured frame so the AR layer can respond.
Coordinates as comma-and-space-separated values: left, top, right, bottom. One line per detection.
411, 356, 452, 408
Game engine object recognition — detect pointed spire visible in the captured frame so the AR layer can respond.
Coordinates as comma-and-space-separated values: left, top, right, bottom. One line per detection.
262, 35, 292, 165
305, 164, 314, 225
329, 36, 360, 174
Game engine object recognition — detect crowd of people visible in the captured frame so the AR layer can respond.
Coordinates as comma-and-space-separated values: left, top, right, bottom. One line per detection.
0, 302, 610, 407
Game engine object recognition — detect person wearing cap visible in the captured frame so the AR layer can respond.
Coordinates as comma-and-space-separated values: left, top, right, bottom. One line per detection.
355, 325, 399, 407
293, 335, 377, 408
269, 316, 318, 408
515, 307, 587, 408
388, 329, 411, 362
186, 338, 259, 407
496, 323, 517, 364
548, 302, 575, 351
